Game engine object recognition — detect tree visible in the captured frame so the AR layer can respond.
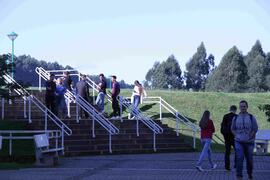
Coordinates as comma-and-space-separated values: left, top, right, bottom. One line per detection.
145, 55, 183, 89
185, 42, 215, 91
205, 46, 248, 92
0, 54, 13, 99
244, 40, 268, 91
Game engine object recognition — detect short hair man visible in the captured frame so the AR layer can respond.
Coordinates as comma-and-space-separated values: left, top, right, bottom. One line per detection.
231, 100, 258, 180
221, 105, 237, 171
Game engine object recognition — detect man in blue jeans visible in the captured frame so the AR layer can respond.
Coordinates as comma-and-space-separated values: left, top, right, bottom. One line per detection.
231, 100, 258, 180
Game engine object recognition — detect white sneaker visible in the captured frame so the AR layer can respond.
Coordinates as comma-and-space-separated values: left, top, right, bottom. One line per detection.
110, 116, 116, 120
195, 165, 204, 172
211, 164, 217, 170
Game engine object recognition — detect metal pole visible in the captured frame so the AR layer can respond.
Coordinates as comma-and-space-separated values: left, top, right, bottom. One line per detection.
45, 109, 48, 131
62, 126, 65, 155
153, 133, 156, 152
92, 118, 95, 138
92, 82, 95, 105
109, 134, 112, 153
193, 131, 196, 149
24, 97, 27, 118
39, 74, 42, 92
28, 97, 32, 123
9, 133, 12, 156
76, 100, 79, 123
120, 96, 123, 122
136, 118, 139, 136
159, 98, 162, 120
11, 40, 14, 79
1, 98, 4, 120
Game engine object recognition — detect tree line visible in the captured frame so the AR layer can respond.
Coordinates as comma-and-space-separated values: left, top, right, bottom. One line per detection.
145, 40, 270, 92
5, 55, 131, 88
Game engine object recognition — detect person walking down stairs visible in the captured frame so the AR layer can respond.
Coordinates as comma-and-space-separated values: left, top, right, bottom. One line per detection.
110, 75, 120, 120
195, 110, 217, 171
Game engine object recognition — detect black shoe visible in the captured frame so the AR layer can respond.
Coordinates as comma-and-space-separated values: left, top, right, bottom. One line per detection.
225, 167, 231, 171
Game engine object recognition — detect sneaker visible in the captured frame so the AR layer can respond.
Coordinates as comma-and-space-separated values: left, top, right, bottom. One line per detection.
211, 164, 217, 170
195, 165, 204, 172
110, 116, 116, 120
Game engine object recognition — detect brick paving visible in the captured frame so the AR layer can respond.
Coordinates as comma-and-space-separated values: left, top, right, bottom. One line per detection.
0, 153, 269, 180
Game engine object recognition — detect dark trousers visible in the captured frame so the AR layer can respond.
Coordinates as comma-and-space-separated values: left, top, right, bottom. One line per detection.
45, 95, 56, 114
112, 96, 120, 117
80, 96, 89, 118
223, 134, 236, 169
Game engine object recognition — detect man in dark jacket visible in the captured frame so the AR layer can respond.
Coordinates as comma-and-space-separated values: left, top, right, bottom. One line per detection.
45, 74, 56, 114
110, 75, 120, 119
221, 105, 237, 171
76, 74, 89, 118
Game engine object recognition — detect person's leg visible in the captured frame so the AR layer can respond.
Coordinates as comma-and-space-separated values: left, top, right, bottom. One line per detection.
132, 95, 140, 118
83, 97, 89, 118
245, 143, 255, 179
206, 139, 215, 168
112, 96, 117, 117
95, 93, 101, 111
100, 92, 105, 112
224, 136, 231, 169
235, 141, 244, 178
197, 138, 211, 166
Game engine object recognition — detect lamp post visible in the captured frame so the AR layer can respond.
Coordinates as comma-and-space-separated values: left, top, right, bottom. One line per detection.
7, 32, 18, 79
168, 84, 172, 103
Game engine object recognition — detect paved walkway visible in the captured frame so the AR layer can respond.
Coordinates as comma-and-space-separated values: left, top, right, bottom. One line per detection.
0, 153, 270, 180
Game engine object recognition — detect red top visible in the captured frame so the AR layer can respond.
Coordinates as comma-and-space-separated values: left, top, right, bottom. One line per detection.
200, 119, 215, 139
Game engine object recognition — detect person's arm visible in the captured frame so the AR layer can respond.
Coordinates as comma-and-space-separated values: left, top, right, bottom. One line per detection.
231, 116, 236, 136
220, 115, 226, 134
251, 116, 259, 138
211, 120, 215, 133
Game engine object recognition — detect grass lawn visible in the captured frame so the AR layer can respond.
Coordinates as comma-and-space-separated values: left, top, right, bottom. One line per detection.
104, 89, 270, 152
0, 120, 35, 169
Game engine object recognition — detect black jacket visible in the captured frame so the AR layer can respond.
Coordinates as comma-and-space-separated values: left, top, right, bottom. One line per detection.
221, 112, 236, 136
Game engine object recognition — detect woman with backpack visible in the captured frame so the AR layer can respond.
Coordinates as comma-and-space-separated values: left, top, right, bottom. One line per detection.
196, 110, 217, 171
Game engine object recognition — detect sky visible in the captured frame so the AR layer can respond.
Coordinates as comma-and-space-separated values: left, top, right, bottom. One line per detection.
0, 0, 270, 84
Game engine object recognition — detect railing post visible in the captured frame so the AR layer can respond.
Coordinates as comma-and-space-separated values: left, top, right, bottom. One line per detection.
119, 96, 123, 122
92, 82, 95, 105
1, 98, 4, 120
45, 109, 48, 131
109, 134, 112, 153
153, 133, 156, 152
23, 96, 27, 118
67, 101, 71, 118
76, 100, 79, 123
62, 125, 65, 155
159, 98, 162, 120
39, 74, 42, 92
136, 118, 139, 136
9, 133, 12, 156
92, 118, 95, 138
176, 112, 180, 136
193, 130, 196, 149
28, 96, 32, 123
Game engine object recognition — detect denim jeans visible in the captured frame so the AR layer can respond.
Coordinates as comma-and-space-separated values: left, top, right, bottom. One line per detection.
96, 92, 105, 112
131, 95, 140, 118
197, 138, 214, 167
235, 141, 254, 178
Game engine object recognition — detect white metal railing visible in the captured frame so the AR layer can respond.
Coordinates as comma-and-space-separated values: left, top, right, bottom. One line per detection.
35, 67, 119, 153
0, 130, 63, 155
3, 73, 72, 136
119, 96, 163, 151
143, 96, 199, 148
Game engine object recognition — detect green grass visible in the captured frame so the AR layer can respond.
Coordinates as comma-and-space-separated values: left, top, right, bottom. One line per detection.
105, 89, 270, 152
0, 120, 35, 169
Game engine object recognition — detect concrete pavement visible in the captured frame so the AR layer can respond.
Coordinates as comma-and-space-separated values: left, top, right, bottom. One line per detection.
0, 153, 269, 180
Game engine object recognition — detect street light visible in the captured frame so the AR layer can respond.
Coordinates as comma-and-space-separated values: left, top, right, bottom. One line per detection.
7, 32, 18, 79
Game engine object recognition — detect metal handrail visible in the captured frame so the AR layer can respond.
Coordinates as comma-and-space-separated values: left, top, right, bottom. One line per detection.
3, 74, 72, 136
35, 68, 119, 153
76, 94, 119, 135
143, 96, 199, 148
0, 130, 63, 156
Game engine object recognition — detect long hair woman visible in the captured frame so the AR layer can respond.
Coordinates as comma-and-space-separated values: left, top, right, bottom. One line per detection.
196, 110, 217, 171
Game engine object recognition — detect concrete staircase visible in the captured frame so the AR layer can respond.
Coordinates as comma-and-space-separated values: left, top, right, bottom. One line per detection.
1, 93, 194, 156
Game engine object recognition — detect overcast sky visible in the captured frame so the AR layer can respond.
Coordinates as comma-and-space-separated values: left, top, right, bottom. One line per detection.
0, 0, 270, 84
